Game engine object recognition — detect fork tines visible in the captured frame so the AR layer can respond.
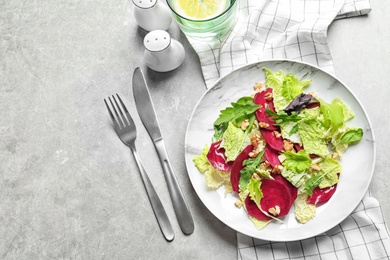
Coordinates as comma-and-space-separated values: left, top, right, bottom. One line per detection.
104, 94, 133, 130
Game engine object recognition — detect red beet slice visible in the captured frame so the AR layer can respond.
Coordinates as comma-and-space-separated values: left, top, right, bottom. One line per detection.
272, 174, 298, 203
230, 145, 254, 193
294, 143, 303, 152
245, 195, 270, 220
307, 184, 337, 205
245, 179, 293, 220
206, 140, 233, 172
264, 144, 281, 168
254, 89, 278, 131
260, 179, 292, 217
261, 129, 284, 152
254, 88, 275, 110
306, 102, 320, 109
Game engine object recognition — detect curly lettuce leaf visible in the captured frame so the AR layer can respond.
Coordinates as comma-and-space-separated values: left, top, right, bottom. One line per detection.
332, 97, 355, 121
248, 178, 263, 208
282, 150, 312, 173
294, 193, 316, 224
248, 216, 271, 229
304, 157, 342, 194
193, 145, 211, 173
298, 117, 329, 157
318, 98, 345, 129
220, 122, 248, 161
263, 67, 311, 112
317, 157, 342, 189
281, 167, 307, 188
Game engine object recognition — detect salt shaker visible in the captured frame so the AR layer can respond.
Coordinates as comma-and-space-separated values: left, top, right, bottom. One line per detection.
132, 0, 172, 31
143, 30, 185, 72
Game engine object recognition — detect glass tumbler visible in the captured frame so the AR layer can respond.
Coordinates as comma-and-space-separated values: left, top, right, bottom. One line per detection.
166, 0, 239, 41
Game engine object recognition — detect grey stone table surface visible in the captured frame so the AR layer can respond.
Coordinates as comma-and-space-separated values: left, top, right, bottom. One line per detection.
1, 0, 390, 259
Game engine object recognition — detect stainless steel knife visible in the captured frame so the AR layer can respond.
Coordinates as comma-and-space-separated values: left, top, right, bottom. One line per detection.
132, 67, 194, 235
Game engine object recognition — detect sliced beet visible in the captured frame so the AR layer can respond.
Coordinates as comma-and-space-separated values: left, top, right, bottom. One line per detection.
254, 89, 278, 131
272, 174, 298, 203
245, 195, 270, 220
261, 129, 284, 152
306, 102, 320, 109
264, 144, 281, 168
245, 178, 294, 221
230, 145, 254, 193
206, 140, 233, 172
307, 184, 337, 205
259, 179, 292, 217
294, 143, 303, 152
254, 88, 275, 109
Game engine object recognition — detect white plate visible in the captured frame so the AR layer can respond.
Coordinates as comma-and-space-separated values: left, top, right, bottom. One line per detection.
184, 60, 375, 241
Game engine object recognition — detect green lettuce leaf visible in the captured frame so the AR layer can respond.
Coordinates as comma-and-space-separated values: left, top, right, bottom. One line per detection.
298, 117, 329, 157
263, 67, 311, 112
239, 151, 264, 191
220, 122, 247, 161
318, 157, 342, 189
282, 150, 312, 173
248, 178, 263, 208
213, 96, 260, 140
193, 145, 230, 189
294, 193, 316, 224
248, 216, 271, 229
281, 167, 307, 188
304, 157, 342, 194
331, 126, 363, 157
332, 97, 355, 121
193, 145, 211, 173
318, 98, 345, 129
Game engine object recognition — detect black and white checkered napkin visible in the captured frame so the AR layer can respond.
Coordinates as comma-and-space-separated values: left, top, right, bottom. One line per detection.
184, 0, 390, 259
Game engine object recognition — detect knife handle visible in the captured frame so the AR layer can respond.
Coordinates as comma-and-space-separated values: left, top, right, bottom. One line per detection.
154, 140, 195, 235
130, 146, 175, 241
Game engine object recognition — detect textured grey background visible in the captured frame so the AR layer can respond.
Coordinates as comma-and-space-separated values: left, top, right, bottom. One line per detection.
1, 0, 389, 259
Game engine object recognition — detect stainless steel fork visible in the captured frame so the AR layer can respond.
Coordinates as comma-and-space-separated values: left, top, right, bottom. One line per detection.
104, 94, 174, 242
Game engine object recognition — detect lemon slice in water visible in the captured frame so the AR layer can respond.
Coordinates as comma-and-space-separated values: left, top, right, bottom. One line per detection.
173, 0, 228, 20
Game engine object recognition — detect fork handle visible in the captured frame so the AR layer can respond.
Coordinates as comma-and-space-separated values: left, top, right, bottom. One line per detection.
130, 146, 175, 242
154, 139, 194, 235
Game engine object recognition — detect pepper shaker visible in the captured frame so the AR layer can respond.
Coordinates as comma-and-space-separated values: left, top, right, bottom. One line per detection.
143, 30, 185, 72
132, 0, 172, 31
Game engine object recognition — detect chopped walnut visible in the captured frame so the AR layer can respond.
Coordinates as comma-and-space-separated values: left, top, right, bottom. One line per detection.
259, 122, 269, 129
249, 134, 264, 158
250, 134, 261, 147
235, 200, 243, 208
264, 92, 273, 101
240, 119, 250, 130
254, 82, 264, 92
332, 151, 339, 159
283, 139, 294, 151
268, 206, 281, 216
311, 164, 321, 171
260, 160, 271, 170
271, 165, 283, 174
249, 151, 259, 158
252, 172, 261, 181
273, 130, 282, 138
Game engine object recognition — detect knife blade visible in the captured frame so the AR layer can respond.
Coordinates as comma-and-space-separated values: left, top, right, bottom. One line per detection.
132, 67, 194, 235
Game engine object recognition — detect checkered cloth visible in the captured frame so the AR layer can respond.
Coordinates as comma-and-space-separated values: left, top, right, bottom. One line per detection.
184, 0, 390, 259
188, 0, 372, 88
238, 191, 390, 260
